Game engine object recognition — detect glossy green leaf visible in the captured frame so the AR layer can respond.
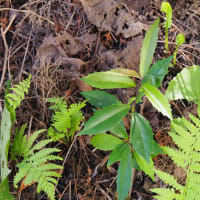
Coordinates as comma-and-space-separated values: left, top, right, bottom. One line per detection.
107, 143, 129, 167
81, 71, 136, 89
139, 18, 160, 77
142, 56, 173, 88
0, 106, 12, 181
0, 178, 15, 200
91, 133, 124, 151
110, 121, 128, 139
176, 34, 185, 46
133, 151, 154, 180
78, 104, 130, 135
81, 90, 121, 108
161, 1, 172, 29
131, 113, 153, 162
166, 65, 200, 104
110, 68, 140, 78
143, 83, 172, 119
151, 140, 165, 157
117, 145, 132, 200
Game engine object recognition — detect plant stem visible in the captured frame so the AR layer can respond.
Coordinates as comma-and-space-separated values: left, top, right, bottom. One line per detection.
165, 27, 168, 52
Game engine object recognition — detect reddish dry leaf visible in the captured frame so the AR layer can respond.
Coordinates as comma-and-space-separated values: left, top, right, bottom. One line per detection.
74, 79, 92, 92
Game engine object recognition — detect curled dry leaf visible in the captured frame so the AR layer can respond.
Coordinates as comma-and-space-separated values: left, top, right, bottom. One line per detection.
80, 0, 148, 38
99, 35, 143, 72
34, 31, 96, 78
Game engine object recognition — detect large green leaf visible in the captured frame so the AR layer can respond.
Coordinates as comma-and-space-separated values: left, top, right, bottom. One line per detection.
116, 144, 132, 200
90, 133, 124, 151
107, 143, 129, 167
110, 121, 128, 139
139, 18, 160, 77
143, 83, 172, 119
110, 68, 140, 78
78, 104, 130, 135
0, 178, 15, 200
81, 71, 136, 89
166, 65, 200, 104
133, 151, 154, 180
81, 90, 121, 108
142, 56, 173, 88
151, 140, 165, 156
131, 113, 153, 162
0, 106, 12, 181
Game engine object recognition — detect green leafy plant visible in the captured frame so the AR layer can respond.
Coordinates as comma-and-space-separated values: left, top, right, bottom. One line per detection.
13, 128, 63, 200
79, 18, 173, 200
151, 114, 200, 200
5, 74, 31, 110
47, 97, 86, 142
0, 76, 31, 199
166, 65, 200, 116
173, 33, 185, 65
161, 1, 172, 52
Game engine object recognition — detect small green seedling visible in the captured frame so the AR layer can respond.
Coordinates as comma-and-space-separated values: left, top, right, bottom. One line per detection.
161, 1, 172, 52
173, 33, 185, 65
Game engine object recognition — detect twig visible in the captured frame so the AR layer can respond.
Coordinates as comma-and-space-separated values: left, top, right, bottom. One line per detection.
0, 8, 54, 25
0, 13, 17, 93
0, 28, 8, 93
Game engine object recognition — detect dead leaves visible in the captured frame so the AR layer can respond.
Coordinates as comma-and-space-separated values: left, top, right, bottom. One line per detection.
80, 0, 148, 38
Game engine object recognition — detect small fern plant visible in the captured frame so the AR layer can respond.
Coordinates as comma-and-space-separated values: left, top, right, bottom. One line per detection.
13, 128, 63, 200
151, 114, 200, 200
47, 97, 86, 142
5, 75, 31, 110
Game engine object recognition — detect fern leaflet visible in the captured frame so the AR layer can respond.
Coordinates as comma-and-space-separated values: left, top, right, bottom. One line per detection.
13, 128, 63, 200
6, 75, 31, 110
47, 97, 86, 142
151, 114, 200, 200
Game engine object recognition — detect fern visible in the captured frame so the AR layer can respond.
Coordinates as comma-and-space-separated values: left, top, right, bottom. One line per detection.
13, 128, 63, 200
6, 75, 31, 110
47, 97, 86, 142
151, 114, 200, 200
10, 124, 27, 160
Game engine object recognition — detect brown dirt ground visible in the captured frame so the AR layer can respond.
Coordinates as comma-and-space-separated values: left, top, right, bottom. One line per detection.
0, 0, 200, 199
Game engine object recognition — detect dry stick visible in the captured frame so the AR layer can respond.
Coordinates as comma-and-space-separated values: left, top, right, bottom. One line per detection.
0, 8, 54, 25
0, 30, 9, 92
0, 14, 16, 93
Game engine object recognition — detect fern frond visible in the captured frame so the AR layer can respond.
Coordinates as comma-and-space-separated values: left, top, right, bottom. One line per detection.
152, 114, 200, 200
6, 75, 31, 109
151, 188, 181, 200
11, 124, 27, 160
23, 129, 46, 157
14, 129, 63, 200
52, 110, 70, 132
47, 97, 85, 142
47, 97, 67, 111
154, 169, 184, 192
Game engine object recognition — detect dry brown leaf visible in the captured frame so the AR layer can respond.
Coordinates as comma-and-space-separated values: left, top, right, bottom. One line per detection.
74, 79, 92, 92
116, 35, 143, 71
120, 0, 151, 12
80, 0, 148, 38
98, 35, 143, 72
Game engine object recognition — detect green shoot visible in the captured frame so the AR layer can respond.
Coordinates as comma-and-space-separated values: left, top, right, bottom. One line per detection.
173, 33, 185, 65
161, 1, 172, 52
